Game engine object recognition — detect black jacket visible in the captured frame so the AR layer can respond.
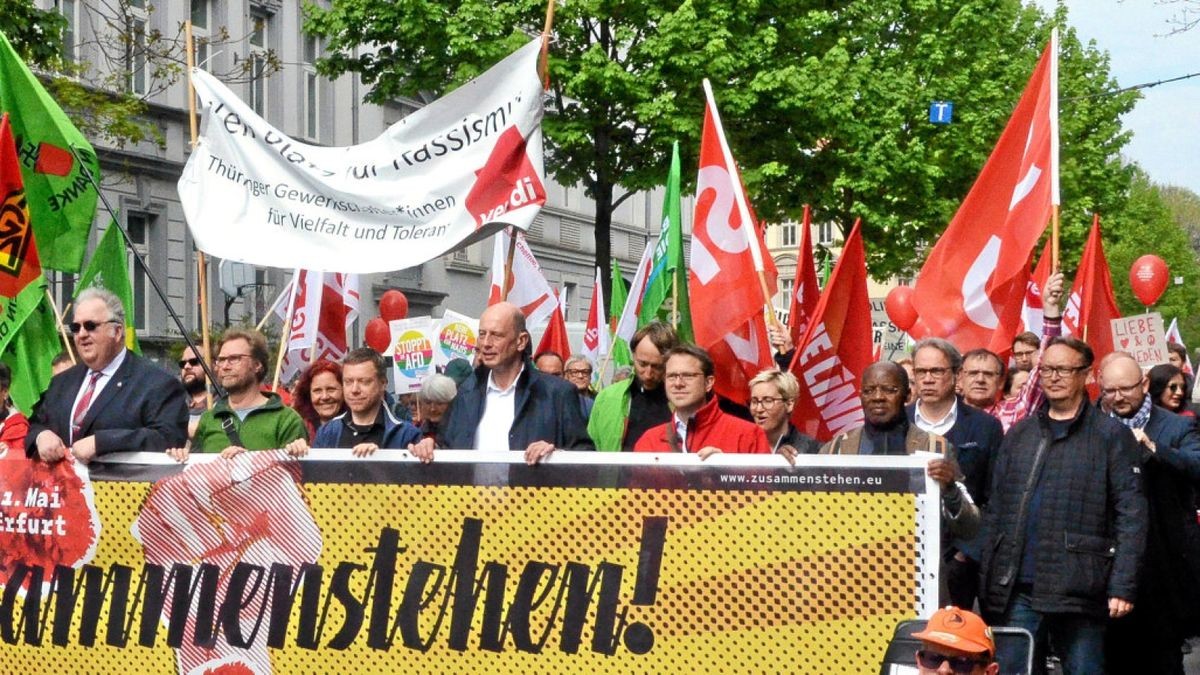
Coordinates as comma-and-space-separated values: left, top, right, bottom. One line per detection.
26, 353, 188, 457
979, 400, 1147, 619
437, 361, 594, 451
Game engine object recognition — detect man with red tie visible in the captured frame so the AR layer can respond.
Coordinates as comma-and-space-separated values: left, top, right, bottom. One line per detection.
26, 288, 188, 463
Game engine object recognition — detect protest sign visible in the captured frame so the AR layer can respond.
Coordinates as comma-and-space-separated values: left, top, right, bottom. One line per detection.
0, 451, 938, 673
178, 40, 545, 273
1110, 312, 1168, 368
435, 309, 478, 367
390, 316, 436, 393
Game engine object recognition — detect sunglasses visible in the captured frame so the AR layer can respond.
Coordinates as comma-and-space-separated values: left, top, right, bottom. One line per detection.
916, 649, 987, 673
68, 319, 120, 334
179, 358, 202, 368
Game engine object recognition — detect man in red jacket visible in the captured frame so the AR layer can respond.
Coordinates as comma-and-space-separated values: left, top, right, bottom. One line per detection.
634, 345, 768, 456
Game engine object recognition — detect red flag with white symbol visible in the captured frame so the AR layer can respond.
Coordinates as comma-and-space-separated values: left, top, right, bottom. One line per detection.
488, 228, 558, 327
787, 204, 821, 347
582, 267, 609, 363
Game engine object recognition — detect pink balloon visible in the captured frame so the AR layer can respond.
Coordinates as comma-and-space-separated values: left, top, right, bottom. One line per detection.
884, 286, 918, 332
1129, 255, 1169, 306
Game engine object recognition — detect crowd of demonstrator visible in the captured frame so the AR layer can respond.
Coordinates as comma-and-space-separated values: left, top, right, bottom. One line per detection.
8, 286, 1199, 674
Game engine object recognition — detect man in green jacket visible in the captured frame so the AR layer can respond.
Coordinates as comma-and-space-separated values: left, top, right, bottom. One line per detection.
167, 329, 307, 461
588, 322, 678, 451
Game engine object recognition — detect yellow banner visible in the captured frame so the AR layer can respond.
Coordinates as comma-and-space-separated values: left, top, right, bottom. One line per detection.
0, 451, 937, 673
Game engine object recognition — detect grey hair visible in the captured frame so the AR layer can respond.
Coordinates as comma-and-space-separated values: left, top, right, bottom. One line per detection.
565, 354, 593, 371
418, 374, 457, 403
912, 337, 963, 371
75, 287, 126, 325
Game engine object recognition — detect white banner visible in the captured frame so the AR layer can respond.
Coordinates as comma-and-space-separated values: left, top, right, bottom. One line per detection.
178, 40, 546, 273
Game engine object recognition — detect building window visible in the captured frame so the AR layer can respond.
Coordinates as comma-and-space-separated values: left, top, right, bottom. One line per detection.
781, 223, 797, 248
191, 0, 210, 68
817, 221, 835, 245
49, 270, 77, 317
126, 0, 149, 94
249, 10, 270, 116
125, 212, 153, 331
302, 34, 320, 140
55, 0, 78, 61
775, 277, 793, 325
562, 282, 576, 322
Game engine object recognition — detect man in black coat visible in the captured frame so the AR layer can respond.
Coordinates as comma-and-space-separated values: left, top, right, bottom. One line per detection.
979, 337, 1146, 675
26, 288, 188, 463
409, 301, 593, 463
908, 337, 1004, 609
1100, 352, 1200, 674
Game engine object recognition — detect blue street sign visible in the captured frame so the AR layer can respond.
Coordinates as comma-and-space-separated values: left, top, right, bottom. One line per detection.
929, 101, 953, 124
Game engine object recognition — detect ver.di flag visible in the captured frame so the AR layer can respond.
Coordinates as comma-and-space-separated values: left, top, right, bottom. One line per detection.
488, 228, 558, 328
75, 219, 140, 353
179, 39, 546, 274
0, 30, 99, 273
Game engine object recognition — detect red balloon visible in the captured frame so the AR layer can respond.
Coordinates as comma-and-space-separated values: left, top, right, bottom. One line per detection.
365, 317, 391, 354
884, 285, 918, 332
1129, 254, 1169, 306
908, 317, 931, 340
379, 289, 409, 322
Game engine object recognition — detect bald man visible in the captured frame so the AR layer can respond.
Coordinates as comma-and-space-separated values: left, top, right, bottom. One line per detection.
409, 302, 593, 464
1100, 352, 1200, 674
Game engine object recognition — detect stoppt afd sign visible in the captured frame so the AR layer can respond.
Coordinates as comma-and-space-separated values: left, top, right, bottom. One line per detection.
0, 451, 937, 673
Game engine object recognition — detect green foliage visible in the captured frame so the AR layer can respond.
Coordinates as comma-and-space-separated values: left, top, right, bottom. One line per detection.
0, 0, 65, 67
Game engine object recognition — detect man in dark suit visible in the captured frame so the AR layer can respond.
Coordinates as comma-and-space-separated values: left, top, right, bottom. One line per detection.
908, 337, 1004, 609
26, 288, 188, 463
1100, 351, 1200, 674
409, 301, 592, 463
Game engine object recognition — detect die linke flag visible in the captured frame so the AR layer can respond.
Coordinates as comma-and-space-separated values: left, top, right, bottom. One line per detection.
911, 30, 1058, 354
788, 204, 821, 348
688, 81, 776, 404
788, 219, 872, 442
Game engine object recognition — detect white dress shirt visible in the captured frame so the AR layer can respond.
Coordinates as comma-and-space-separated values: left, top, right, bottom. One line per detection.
69, 348, 127, 442
914, 397, 957, 437
474, 365, 523, 451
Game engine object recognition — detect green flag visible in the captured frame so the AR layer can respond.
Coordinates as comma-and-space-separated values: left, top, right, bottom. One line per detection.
0, 29, 99, 272
76, 220, 140, 353
638, 142, 693, 343
608, 259, 632, 366
2, 287, 59, 413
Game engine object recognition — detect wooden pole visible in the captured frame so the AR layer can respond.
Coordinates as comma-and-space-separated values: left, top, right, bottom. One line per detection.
185, 21, 214, 408
272, 270, 301, 392
538, 0, 557, 89
45, 288, 76, 365
501, 228, 518, 300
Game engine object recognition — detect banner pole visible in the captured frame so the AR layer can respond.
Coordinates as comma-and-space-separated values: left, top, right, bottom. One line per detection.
501, 228, 518, 300
272, 270, 301, 392
538, 0, 556, 89
185, 21, 215, 409
45, 288, 76, 364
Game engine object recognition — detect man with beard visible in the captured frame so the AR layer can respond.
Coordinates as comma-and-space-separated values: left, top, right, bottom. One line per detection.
179, 345, 209, 439
589, 321, 679, 451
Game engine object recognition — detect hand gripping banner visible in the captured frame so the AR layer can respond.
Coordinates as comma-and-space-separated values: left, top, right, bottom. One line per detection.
0, 450, 939, 673
178, 39, 546, 274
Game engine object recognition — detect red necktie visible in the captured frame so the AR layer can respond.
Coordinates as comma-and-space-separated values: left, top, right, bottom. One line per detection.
71, 371, 103, 441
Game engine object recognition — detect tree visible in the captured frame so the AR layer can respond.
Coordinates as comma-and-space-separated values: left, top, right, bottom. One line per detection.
304, 0, 1138, 292
1159, 184, 1200, 251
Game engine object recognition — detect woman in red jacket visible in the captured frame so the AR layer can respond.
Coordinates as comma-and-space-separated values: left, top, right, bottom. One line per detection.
0, 362, 29, 456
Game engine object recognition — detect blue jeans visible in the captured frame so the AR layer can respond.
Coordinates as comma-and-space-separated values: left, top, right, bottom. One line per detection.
1000, 590, 1106, 675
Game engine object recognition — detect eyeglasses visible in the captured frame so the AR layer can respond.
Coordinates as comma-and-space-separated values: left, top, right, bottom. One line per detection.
214, 354, 253, 366
963, 369, 1001, 379
1040, 365, 1088, 379
916, 649, 988, 673
861, 385, 903, 397
564, 368, 592, 377
68, 319, 120, 334
664, 372, 704, 383
179, 357, 202, 368
749, 396, 788, 408
1169, 383, 1187, 393
913, 367, 954, 378
1101, 381, 1144, 398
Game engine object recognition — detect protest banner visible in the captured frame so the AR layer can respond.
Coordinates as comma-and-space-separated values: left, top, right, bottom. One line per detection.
1111, 312, 1168, 369
390, 316, 436, 394
178, 39, 545, 274
435, 310, 479, 368
0, 451, 938, 673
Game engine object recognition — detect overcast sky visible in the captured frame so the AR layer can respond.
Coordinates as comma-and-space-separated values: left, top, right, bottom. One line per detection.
1037, 0, 1200, 194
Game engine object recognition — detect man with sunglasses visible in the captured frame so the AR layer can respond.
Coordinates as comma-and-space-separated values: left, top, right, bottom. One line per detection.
980, 337, 1147, 674
178, 346, 209, 439
910, 606, 999, 675
26, 288, 188, 463
1099, 351, 1200, 674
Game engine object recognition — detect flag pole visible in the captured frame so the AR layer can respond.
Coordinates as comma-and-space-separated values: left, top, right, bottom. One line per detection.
1051, 205, 1060, 271
539, 0, 557, 89
272, 269, 301, 392
501, 228, 518, 300
44, 288, 76, 364
67, 145, 227, 400
185, 21, 215, 408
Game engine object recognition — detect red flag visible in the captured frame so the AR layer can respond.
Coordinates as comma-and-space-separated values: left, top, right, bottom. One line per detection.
0, 114, 43, 298
688, 82, 777, 403
787, 204, 821, 347
912, 31, 1058, 354
582, 266, 608, 363
275, 271, 360, 382
788, 219, 873, 442
1018, 239, 1054, 338
536, 297, 571, 362
1062, 214, 1120, 377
